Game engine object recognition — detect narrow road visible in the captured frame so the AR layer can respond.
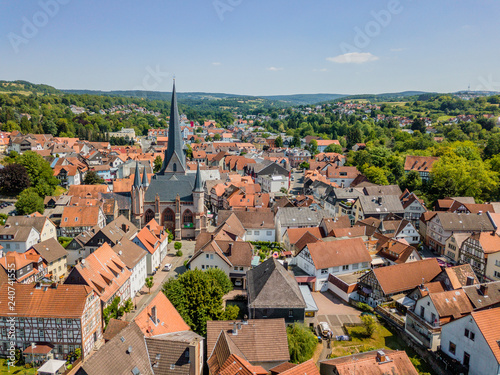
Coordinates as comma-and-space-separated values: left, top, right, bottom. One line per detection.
126, 240, 195, 321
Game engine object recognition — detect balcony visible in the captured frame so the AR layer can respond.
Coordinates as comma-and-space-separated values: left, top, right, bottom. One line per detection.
405, 323, 431, 346
406, 309, 441, 333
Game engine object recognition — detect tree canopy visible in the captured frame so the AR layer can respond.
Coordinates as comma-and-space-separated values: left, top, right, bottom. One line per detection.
0, 163, 30, 195
162, 269, 238, 335
15, 187, 44, 215
286, 323, 317, 364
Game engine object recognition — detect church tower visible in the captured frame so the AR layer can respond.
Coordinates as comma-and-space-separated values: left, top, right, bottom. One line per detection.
131, 162, 144, 226
159, 81, 186, 174
192, 162, 205, 237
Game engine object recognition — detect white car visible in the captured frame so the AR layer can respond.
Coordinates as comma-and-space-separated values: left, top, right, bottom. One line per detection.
163, 263, 172, 272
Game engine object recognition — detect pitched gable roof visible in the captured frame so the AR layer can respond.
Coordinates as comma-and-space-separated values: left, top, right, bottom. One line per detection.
305, 238, 371, 270
471, 307, 500, 364
247, 258, 306, 309
371, 258, 442, 295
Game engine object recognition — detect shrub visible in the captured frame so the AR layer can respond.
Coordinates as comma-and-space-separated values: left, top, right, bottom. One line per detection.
174, 241, 182, 250
356, 302, 374, 313
361, 315, 377, 337
176, 250, 183, 257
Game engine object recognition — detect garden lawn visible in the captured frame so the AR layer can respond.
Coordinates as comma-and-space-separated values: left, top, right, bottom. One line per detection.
0, 359, 37, 375
329, 320, 435, 375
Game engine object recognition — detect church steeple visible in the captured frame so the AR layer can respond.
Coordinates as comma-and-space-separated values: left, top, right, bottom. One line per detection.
133, 162, 142, 188
159, 80, 186, 174
142, 166, 149, 187
193, 162, 203, 193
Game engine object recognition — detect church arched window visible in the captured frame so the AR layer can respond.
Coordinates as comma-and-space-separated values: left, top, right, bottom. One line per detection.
183, 210, 193, 223
144, 209, 155, 224
162, 208, 174, 222
173, 163, 177, 172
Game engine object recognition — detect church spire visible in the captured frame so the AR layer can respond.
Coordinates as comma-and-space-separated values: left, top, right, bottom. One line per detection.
142, 166, 149, 187
160, 80, 186, 174
133, 162, 142, 188
193, 162, 203, 192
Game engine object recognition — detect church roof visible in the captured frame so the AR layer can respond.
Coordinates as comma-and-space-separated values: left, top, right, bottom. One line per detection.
193, 162, 203, 192
144, 174, 196, 202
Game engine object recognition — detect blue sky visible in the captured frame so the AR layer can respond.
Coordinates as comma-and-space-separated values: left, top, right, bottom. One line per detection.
1, 0, 499, 95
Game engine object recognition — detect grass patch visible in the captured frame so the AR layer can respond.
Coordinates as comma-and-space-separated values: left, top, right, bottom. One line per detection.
437, 115, 453, 122
58, 236, 73, 248
329, 320, 435, 375
53, 186, 67, 196
0, 359, 37, 375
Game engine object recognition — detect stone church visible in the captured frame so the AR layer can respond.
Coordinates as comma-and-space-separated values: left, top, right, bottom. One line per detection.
131, 82, 206, 240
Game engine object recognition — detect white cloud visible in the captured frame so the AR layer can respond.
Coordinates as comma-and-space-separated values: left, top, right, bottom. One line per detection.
326, 52, 379, 64
313, 68, 328, 72
267, 66, 283, 71
212, 62, 221, 66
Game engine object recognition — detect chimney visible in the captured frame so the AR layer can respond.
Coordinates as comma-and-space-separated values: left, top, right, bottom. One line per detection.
480, 284, 488, 296
376, 350, 388, 363
378, 197, 382, 204
122, 224, 128, 232
228, 243, 233, 255
466, 276, 475, 286
127, 346, 133, 354
242, 315, 248, 325
232, 322, 238, 335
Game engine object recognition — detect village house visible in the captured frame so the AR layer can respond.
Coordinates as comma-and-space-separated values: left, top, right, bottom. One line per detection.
64, 243, 132, 308
274, 207, 328, 242
59, 206, 106, 237
424, 212, 495, 254
459, 231, 500, 282
207, 318, 290, 371
440, 307, 500, 375
0, 224, 39, 253
296, 238, 372, 292
351, 195, 405, 222
247, 258, 307, 323
0, 283, 102, 360
216, 210, 275, 242
405, 289, 473, 350
31, 238, 69, 282
404, 155, 440, 181
132, 219, 169, 275
357, 258, 442, 306
0, 251, 46, 284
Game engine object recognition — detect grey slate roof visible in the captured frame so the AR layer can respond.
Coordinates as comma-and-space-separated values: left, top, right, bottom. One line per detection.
435, 212, 494, 231
276, 207, 328, 227
247, 257, 306, 309
193, 163, 203, 193
363, 185, 403, 196
356, 195, 405, 215
161, 82, 186, 172
145, 174, 196, 202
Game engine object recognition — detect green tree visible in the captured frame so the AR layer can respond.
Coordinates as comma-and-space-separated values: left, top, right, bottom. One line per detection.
15, 187, 44, 215
346, 127, 362, 148
299, 161, 310, 170
214, 133, 222, 141
174, 241, 182, 250
286, 323, 317, 364
430, 155, 498, 202
162, 269, 238, 335
308, 139, 319, 155
400, 170, 422, 192
145, 276, 154, 294
83, 170, 105, 185
363, 165, 389, 185
153, 155, 163, 173
102, 297, 134, 326
361, 315, 377, 337
324, 143, 343, 153
275, 135, 283, 148
206, 268, 234, 295
17, 151, 59, 196
0, 163, 31, 195
185, 143, 193, 159
411, 118, 426, 133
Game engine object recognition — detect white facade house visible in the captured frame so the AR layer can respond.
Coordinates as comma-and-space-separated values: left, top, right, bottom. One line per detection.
392, 221, 420, 245
245, 228, 275, 242
259, 175, 289, 194
0, 226, 40, 254
296, 238, 371, 292
440, 308, 500, 375
112, 239, 148, 298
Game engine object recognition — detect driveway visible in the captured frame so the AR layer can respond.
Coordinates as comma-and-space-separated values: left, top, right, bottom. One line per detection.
312, 291, 362, 336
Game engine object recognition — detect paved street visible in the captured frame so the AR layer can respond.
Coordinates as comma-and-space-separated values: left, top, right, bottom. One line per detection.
289, 170, 304, 196
125, 240, 195, 321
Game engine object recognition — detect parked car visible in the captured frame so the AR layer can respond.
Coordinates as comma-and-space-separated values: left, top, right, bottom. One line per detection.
163, 263, 172, 272
318, 321, 331, 338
